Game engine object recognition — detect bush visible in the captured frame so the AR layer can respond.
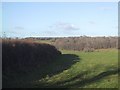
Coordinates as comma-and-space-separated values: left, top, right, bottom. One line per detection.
83, 47, 95, 52
2, 39, 61, 72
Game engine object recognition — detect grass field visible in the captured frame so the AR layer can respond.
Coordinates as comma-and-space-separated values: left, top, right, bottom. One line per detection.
4, 48, 119, 88
32, 49, 118, 88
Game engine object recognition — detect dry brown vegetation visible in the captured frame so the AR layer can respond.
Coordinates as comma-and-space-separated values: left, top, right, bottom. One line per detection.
26, 36, 118, 51
1, 37, 119, 88
53, 37, 118, 51
2, 39, 61, 73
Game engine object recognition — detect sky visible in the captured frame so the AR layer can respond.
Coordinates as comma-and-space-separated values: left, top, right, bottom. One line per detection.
1, 2, 118, 38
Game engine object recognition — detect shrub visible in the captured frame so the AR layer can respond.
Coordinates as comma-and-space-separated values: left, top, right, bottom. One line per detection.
2, 39, 61, 73
83, 47, 95, 52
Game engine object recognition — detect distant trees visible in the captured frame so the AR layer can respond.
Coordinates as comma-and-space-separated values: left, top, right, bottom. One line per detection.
52, 36, 118, 51
13, 36, 118, 51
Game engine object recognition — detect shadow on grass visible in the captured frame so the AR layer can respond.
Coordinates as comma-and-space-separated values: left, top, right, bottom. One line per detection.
3, 54, 80, 88
50, 68, 119, 88
32, 54, 80, 80
71, 68, 120, 88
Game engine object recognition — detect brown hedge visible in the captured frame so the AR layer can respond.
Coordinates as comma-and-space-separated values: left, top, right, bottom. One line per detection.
2, 39, 61, 72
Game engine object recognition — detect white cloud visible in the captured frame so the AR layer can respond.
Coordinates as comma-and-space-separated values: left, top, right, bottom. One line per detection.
50, 22, 80, 30
14, 26, 24, 30
89, 21, 95, 24
99, 7, 112, 10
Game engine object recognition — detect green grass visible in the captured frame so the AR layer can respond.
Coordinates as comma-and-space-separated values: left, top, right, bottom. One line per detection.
5, 48, 118, 88
32, 49, 119, 88
83, 74, 118, 88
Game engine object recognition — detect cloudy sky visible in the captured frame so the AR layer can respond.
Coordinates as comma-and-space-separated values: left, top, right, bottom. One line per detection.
1, 2, 118, 37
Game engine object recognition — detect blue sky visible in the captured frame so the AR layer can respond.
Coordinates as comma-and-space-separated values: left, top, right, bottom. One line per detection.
1, 2, 118, 37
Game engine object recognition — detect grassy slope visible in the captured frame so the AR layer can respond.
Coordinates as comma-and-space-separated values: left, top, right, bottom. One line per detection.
6, 48, 118, 88
34, 49, 118, 88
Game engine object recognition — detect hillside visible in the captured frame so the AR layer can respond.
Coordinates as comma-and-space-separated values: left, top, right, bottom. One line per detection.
32, 49, 119, 88
2, 39, 119, 88
2, 39, 61, 88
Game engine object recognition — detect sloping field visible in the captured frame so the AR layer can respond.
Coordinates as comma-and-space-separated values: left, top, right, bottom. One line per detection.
2, 40, 119, 88
34, 49, 119, 88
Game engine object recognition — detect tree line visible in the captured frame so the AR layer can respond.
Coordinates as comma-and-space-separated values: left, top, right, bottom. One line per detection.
26, 36, 118, 51
4, 36, 119, 51
51, 36, 118, 51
